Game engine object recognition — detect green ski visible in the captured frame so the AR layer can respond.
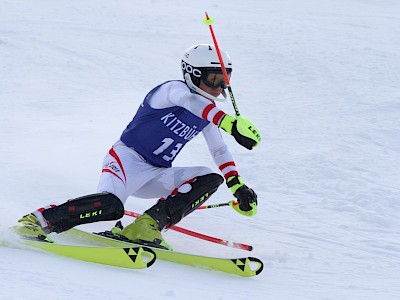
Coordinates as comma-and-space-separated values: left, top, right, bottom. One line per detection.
65, 228, 264, 277
22, 240, 156, 269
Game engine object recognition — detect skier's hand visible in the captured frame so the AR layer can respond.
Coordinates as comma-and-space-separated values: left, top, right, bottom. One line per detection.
227, 176, 257, 216
218, 115, 261, 150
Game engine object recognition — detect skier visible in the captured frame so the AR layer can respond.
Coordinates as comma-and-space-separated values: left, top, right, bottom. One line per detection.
15, 44, 260, 250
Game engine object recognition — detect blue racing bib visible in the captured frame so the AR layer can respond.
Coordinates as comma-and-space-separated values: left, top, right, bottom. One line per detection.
120, 81, 210, 167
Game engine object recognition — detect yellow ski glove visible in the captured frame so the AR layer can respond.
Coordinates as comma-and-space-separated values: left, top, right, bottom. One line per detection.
219, 115, 261, 150
227, 176, 257, 217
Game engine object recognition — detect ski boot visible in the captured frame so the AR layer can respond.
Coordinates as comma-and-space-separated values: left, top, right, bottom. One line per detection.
13, 213, 53, 243
118, 173, 223, 251
119, 214, 173, 251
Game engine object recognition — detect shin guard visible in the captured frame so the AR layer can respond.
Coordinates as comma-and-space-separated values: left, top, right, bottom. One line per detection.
145, 173, 223, 230
42, 192, 124, 233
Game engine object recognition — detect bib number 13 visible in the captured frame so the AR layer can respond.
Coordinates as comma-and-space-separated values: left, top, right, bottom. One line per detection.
153, 138, 182, 162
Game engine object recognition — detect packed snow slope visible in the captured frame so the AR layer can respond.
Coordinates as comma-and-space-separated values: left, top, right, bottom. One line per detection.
1, 0, 399, 299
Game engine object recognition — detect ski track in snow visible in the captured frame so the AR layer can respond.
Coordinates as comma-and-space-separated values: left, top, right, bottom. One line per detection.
1, 0, 400, 299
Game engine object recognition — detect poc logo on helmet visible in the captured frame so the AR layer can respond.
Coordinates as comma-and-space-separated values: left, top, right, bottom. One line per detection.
181, 61, 201, 78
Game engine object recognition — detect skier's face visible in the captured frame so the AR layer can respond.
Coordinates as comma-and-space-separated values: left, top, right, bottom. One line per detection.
199, 79, 223, 100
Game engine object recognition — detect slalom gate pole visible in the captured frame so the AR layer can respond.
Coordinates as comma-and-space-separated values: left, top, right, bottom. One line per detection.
203, 12, 240, 116
124, 209, 253, 251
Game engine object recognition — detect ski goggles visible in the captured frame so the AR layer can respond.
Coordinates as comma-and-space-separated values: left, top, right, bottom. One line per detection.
201, 69, 231, 89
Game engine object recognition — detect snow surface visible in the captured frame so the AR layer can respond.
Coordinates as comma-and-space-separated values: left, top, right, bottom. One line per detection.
1, 0, 400, 299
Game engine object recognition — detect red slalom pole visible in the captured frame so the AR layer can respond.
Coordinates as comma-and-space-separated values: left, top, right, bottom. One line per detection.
124, 210, 253, 251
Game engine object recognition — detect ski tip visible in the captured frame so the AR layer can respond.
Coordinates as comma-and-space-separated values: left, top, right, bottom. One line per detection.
248, 257, 264, 276
231, 257, 264, 277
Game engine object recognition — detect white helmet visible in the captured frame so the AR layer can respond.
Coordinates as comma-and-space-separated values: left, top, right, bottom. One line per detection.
181, 44, 232, 102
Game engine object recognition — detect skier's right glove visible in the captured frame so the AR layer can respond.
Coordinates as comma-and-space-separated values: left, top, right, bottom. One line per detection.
218, 115, 261, 150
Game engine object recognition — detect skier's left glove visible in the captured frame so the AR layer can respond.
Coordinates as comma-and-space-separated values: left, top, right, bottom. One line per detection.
227, 176, 257, 217
218, 115, 261, 150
